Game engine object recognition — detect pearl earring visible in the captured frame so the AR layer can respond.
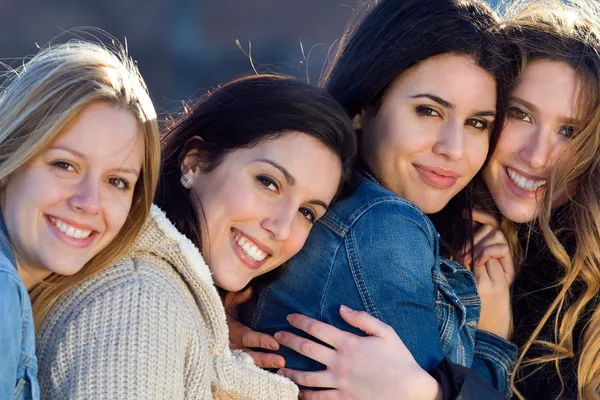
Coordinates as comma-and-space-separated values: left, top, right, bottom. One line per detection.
180, 173, 193, 189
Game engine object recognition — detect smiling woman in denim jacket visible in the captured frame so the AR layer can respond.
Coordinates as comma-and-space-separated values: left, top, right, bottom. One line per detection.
0, 41, 161, 399
238, 0, 520, 397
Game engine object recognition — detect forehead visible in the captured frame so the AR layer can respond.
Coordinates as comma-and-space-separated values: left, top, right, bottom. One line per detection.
512, 60, 581, 119
51, 102, 144, 168
389, 53, 497, 110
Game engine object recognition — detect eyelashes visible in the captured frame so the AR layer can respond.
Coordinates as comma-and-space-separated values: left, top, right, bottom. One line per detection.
256, 175, 317, 223
415, 106, 490, 131
50, 160, 131, 191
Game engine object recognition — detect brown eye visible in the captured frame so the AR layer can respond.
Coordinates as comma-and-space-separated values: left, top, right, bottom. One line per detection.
508, 107, 532, 123
52, 161, 76, 171
466, 119, 488, 131
257, 175, 279, 193
107, 177, 129, 190
415, 106, 441, 118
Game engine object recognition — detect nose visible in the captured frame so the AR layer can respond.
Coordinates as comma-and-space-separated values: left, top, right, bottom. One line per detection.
260, 201, 296, 242
432, 120, 464, 161
519, 125, 551, 169
68, 174, 101, 215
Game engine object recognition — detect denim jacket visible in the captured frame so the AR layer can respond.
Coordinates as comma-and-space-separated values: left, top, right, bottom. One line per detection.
0, 215, 40, 400
242, 173, 517, 397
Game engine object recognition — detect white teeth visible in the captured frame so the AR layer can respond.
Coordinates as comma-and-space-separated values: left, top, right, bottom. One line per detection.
233, 230, 268, 262
506, 167, 546, 191
52, 218, 92, 239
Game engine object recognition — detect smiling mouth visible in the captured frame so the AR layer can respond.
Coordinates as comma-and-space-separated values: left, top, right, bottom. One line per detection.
232, 229, 270, 262
48, 216, 94, 239
506, 167, 546, 192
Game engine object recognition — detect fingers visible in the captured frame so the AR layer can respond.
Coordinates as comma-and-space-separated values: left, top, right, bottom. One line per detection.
300, 390, 344, 400
285, 313, 352, 349
224, 287, 254, 318
471, 243, 511, 266
485, 258, 508, 286
339, 305, 396, 340
464, 227, 509, 265
462, 224, 494, 260
244, 349, 285, 369
277, 368, 336, 389
472, 263, 491, 288
274, 330, 337, 366
471, 209, 500, 229
241, 328, 280, 351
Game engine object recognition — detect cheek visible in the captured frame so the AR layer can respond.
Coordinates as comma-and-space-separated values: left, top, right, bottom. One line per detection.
491, 123, 525, 162
101, 191, 135, 236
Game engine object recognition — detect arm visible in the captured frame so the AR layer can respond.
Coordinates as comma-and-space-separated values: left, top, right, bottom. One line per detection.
0, 272, 23, 397
325, 202, 445, 370
275, 309, 503, 400
36, 273, 207, 399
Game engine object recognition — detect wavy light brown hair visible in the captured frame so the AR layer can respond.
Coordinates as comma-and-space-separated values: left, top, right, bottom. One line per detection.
494, 1, 600, 398
0, 41, 161, 329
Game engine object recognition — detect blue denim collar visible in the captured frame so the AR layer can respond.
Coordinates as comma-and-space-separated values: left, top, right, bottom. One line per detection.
0, 211, 17, 268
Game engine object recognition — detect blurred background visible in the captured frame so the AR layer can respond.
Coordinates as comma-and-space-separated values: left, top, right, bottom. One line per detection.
0, 0, 500, 114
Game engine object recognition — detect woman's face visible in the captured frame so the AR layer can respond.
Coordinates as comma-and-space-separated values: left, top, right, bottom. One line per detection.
2, 102, 144, 285
188, 132, 342, 292
483, 60, 580, 223
360, 53, 497, 213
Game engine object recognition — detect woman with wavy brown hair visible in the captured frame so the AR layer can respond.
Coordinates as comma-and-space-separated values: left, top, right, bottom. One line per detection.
475, 1, 600, 398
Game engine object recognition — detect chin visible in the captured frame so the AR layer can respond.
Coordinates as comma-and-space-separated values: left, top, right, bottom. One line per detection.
213, 274, 248, 293
498, 204, 536, 224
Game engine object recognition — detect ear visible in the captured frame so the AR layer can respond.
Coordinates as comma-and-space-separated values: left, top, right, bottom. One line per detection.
179, 135, 204, 176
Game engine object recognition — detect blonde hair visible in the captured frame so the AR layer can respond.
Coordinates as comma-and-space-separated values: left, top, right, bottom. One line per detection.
0, 41, 161, 329
495, 1, 600, 398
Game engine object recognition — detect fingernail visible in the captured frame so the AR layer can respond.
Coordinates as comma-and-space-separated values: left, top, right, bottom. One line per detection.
274, 331, 282, 340
273, 360, 284, 368
269, 341, 279, 350
340, 305, 353, 313
277, 369, 286, 376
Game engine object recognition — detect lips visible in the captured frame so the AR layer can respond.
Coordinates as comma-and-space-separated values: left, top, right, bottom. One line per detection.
230, 228, 272, 270
46, 214, 98, 248
502, 166, 546, 199
414, 164, 460, 189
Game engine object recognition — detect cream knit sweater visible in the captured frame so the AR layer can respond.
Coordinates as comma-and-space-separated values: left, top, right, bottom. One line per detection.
36, 205, 299, 399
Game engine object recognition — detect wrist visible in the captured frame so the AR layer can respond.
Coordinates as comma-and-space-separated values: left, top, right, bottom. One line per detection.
404, 369, 443, 400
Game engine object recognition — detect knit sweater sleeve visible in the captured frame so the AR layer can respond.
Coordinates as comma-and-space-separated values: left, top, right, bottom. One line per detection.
37, 258, 210, 400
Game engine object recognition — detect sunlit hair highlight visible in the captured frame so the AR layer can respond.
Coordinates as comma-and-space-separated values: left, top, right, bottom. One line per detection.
0, 40, 161, 329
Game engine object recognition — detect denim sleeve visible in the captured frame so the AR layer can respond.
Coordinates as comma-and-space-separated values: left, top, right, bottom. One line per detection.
472, 330, 518, 398
0, 271, 23, 398
324, 202, 445, 371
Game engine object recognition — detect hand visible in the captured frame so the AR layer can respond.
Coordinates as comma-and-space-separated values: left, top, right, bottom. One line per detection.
462, 210, 513, 339
224, 287, 286, 369
274, 306, 442, 400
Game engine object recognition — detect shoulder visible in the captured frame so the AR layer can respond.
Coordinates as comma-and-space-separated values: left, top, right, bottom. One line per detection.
322, 177, 437, 243
38, 255, 203, 346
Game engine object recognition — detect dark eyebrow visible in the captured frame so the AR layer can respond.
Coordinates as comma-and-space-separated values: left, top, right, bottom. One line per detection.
308, 199, 329, 210
257, 158, 295, 185
49, 145, 140, 176
410, 93, 454, 109
412, 93, 496, 117
474, 111, 496, 118
256, 158, 330, 211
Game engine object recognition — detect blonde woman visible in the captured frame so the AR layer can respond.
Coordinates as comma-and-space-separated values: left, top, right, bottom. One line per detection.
35, 75, 356, 399
0, 40, 160, 399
